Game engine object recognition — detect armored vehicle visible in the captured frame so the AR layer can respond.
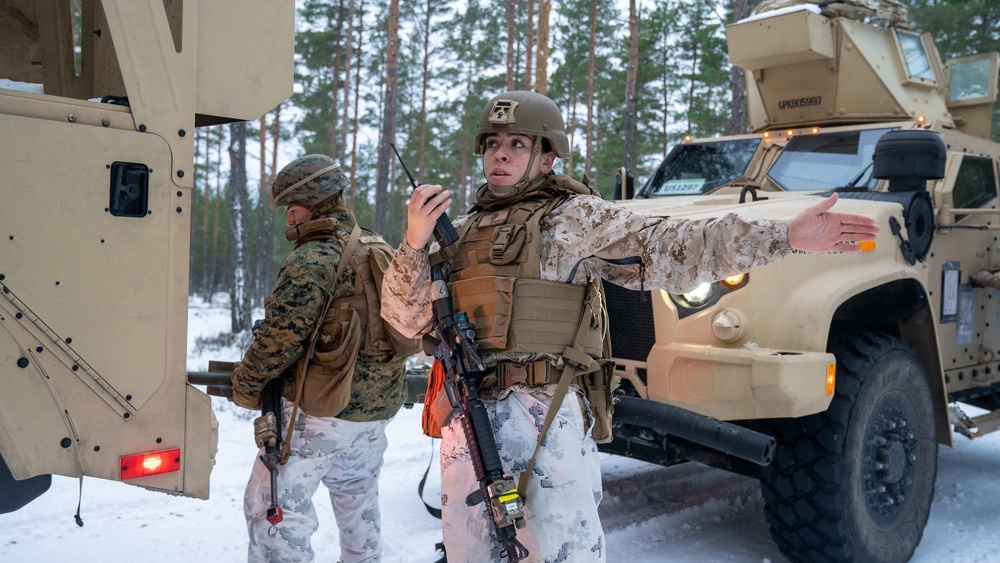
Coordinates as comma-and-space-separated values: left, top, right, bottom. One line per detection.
0, 0, 292, 513
607, 0, 1000, 561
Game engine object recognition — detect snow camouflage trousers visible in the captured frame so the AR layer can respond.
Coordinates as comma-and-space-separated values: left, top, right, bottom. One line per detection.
245, 401, 391, 563
440, 385, 605, 562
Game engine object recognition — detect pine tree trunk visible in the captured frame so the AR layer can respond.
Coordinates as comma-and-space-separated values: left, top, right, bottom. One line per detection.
506, 0, 516, 91
201, 128, 211, 297
534, 0, 551, 95
228, 121, 251, 333
349, 0, 366, 209
524, 0, 534, 89
567, 92, 576, 175
623, 0, 638, 170
211, 127, 224, 301
662, 23, 670, 157
584, 0, 597, 175
687, 42, 700, 136
459, 63, 472, 212
328, 0, 345, 159
341, 0, 356, 164
595, 100, 602, 187
726, 0, 749, 135
374, 0, 400, 240
264, 104, 280, 293
418, 0, 433, 183
256, 114, 268, 306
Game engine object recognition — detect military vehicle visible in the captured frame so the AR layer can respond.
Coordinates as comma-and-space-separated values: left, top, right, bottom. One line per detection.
605, 0, 1000, 561
0, 0, 292, 514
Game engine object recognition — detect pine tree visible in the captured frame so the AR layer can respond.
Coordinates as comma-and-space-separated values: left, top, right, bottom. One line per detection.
374, 0, 401, 242
228, 122, 252, 332
622, 0, 638, 171
909, 0, 1000, 142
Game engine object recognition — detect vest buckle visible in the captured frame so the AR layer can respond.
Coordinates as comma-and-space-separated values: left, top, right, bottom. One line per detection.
490, 224, 524, 265
498, 360, 551, 388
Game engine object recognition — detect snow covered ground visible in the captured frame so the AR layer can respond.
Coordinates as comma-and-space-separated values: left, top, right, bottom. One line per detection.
3, 296, 1000, 562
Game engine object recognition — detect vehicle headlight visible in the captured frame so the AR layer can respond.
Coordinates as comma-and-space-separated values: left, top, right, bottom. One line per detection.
675, 282, 716, 308
669, 274, 750, 319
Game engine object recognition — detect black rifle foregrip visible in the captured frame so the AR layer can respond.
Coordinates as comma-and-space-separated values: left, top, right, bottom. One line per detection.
467, 397, 505, 479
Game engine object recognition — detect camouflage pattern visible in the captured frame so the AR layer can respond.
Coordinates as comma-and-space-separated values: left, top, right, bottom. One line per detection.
475, 91, 571, 157
380, 174, 792, 560
233, 211, 406, 423
381, 176, 792, 340
245, 401, 391, 563
271, 154, 350, 213
440, 386, 605, 562
235, 210, 404, 561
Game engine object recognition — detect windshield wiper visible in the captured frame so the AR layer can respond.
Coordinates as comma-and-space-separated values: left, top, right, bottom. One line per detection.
843, 161, 874, 190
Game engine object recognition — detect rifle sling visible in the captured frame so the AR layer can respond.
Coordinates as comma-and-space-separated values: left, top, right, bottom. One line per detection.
515, 296, 599, 499
280, 223, 362, 464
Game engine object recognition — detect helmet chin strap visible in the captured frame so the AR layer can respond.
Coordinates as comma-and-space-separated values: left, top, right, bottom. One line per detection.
485, 136, 542, 196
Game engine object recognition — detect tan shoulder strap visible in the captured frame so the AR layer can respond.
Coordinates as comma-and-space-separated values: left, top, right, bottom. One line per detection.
519, 195, 569, 279
280, 223, 362, 463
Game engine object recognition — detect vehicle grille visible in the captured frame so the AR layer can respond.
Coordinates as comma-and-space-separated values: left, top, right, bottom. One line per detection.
602, 280, 656, 362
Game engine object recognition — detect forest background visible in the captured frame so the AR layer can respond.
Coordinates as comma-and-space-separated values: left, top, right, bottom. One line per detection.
182, 0, 1000, 333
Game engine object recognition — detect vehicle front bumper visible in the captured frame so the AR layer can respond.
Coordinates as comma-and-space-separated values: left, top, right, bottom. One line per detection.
641, 343, 836, 420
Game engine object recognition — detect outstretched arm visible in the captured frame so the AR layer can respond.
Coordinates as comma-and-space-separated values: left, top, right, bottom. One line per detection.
787, 193, 879, 253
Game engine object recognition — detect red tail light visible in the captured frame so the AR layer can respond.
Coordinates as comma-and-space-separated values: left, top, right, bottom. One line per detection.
120, 448, 181, 480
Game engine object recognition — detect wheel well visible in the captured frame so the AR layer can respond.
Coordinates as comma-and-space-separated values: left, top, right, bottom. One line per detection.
830, 279, 951, 447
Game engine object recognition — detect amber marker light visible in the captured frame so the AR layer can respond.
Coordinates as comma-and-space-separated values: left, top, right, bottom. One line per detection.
826, 363, 836, 395
917, 115, 926, 123
723, 273, 746, 286
859, 240, 876, 252
811, 127, 819, 134
120, 448, 181, 480
684, 135, 692, 142
763, 132, 770, 138
786, 129, 794, 137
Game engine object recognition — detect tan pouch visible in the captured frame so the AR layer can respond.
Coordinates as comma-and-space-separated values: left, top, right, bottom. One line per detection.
300, 305, 361, 417
448, 275, 516, 350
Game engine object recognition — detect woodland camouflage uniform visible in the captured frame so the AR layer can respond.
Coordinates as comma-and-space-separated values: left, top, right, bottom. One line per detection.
380, 92, 794, 563
234, 154, 404, 563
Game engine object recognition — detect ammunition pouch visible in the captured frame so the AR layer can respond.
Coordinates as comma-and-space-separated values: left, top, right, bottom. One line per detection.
449, 277, 603, 358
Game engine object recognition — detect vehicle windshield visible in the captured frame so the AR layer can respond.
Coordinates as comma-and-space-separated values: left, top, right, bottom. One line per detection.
767, 128, 894, 191
641, 138, 762, 196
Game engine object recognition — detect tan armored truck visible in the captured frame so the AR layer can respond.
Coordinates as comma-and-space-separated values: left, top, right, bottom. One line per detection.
607, 1, 1000, 561
0, 0, 292, 513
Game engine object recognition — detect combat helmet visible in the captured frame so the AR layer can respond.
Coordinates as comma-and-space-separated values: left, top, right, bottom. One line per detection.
271, 154, 348, 215
474, 91, 570, 157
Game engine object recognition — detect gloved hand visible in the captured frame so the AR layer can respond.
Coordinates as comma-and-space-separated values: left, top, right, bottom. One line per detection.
253, 412, 279, 449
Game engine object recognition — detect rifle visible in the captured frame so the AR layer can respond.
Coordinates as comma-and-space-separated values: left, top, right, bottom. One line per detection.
257, 378, 285, 533
392, 144, 529, 562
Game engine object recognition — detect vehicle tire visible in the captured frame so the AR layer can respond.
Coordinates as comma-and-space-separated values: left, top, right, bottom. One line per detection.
759, 332, 938, 562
